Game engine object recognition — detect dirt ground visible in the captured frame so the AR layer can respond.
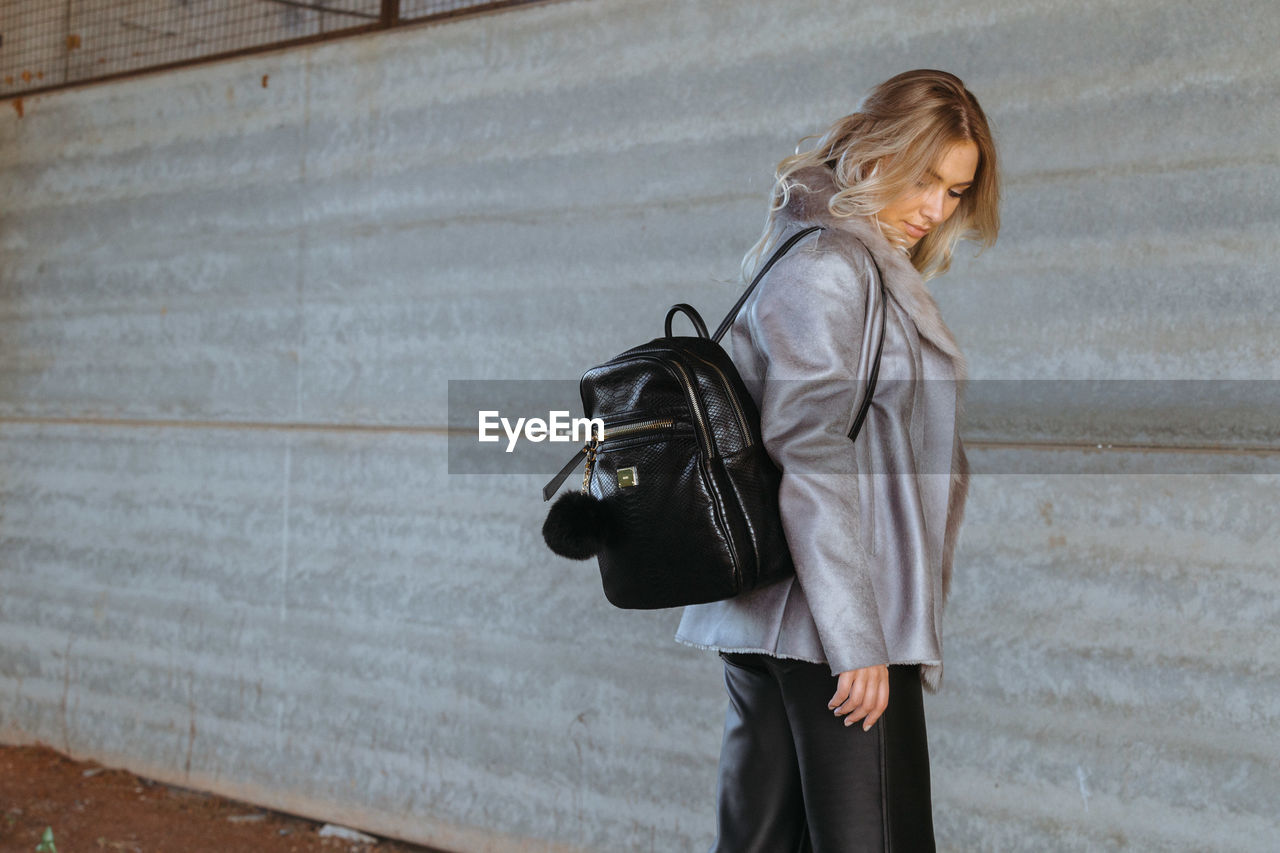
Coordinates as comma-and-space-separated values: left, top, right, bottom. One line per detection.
0, 744, 446, 853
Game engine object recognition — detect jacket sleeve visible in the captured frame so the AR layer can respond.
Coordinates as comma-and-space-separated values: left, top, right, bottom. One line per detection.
746, 239, 888, 675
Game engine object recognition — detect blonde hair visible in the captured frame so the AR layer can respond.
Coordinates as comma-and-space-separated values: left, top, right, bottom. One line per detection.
745, 69, 1001, 282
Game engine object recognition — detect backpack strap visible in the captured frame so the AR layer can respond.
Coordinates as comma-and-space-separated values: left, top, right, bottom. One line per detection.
710, 223, 886, 440
541, 225, 888, 500
848, 274, 886, 441
542, 444, 593, 502
710, 226, 823, 343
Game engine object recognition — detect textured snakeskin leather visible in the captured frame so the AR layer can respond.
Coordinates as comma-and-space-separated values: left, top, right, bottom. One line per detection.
579, 333, 794, 609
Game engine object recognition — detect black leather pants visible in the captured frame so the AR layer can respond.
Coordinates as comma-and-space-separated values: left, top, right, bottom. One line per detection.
710, 652, 935, 853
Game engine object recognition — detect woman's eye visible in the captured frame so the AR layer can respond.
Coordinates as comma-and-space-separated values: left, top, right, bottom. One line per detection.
948, 189, 966, 199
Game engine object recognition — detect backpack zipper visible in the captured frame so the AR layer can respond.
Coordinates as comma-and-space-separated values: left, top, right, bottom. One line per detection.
666, 358, 714, 457
582, 417, 678, 492
619, 350, 728, 458
595, 354, 742, 579
600, 353, 713, 458
601, 417, 676, 442
686, 351, 752, 447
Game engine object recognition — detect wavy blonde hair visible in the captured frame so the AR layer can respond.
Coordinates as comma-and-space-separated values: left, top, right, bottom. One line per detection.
745, 69, 1001, 282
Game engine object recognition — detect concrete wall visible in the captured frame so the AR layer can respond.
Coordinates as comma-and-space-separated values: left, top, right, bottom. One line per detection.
2, 0, 1278, 850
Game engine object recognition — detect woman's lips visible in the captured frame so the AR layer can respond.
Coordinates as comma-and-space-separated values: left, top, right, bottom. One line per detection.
903, 222, 928, 239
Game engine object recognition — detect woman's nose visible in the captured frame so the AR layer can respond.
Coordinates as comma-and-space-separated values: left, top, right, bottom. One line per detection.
920, 187, 945, 222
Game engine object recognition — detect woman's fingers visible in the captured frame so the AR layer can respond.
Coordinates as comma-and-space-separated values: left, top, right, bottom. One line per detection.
835, 673, 868, 719
831, 665, 890, 730
827, 670, 855, 710
858, 670, 891, 731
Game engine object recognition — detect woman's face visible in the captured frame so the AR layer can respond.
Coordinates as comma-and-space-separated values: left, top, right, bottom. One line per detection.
878, 140, 979, 247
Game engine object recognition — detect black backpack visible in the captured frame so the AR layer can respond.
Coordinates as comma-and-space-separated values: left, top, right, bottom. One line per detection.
541, 226, 885, 609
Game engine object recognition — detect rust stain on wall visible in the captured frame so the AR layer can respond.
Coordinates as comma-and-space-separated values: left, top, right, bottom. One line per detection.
67, 34, 82, 50
261, 74, 269, 88
11, 98, 23, 118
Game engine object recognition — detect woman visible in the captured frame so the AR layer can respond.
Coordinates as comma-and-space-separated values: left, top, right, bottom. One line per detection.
674, 69, 1000, 851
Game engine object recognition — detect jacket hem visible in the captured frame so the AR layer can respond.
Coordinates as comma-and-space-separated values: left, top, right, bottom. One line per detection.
678, 635, 944, 692
672, 635, 827, 666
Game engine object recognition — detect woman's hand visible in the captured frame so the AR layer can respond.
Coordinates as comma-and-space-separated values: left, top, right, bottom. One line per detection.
828, 665, 889, 731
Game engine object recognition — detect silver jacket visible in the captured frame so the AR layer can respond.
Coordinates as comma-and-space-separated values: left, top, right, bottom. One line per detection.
674, 167, 970, 693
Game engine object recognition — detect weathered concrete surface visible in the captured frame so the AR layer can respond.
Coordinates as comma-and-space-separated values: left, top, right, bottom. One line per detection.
936, 456, 1280, 852
1, 0, 1278, 850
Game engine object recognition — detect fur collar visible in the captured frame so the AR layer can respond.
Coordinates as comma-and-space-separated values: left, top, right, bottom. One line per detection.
775, 166, 968, 385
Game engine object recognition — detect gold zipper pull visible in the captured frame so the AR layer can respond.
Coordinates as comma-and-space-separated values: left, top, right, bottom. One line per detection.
580, 437, 600, 493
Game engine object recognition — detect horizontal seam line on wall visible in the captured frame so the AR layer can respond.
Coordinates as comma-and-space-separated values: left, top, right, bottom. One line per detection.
1, 416, 1279, 455
964, 438, 1280, 456
0, 415, 449, 435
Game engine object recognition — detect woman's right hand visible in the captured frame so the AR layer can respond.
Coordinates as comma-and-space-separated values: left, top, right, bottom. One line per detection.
828, 664, 889, 731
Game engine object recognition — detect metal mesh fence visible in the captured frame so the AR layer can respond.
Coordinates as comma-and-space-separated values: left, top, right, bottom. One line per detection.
400, 0, 504, 17
1, 0, 541, 99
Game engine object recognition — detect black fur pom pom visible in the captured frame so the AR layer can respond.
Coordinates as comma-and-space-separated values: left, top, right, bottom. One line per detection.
543, 490, 614, 560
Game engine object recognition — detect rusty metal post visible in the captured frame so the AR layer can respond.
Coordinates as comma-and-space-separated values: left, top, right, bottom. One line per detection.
380, 0, 399, 27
